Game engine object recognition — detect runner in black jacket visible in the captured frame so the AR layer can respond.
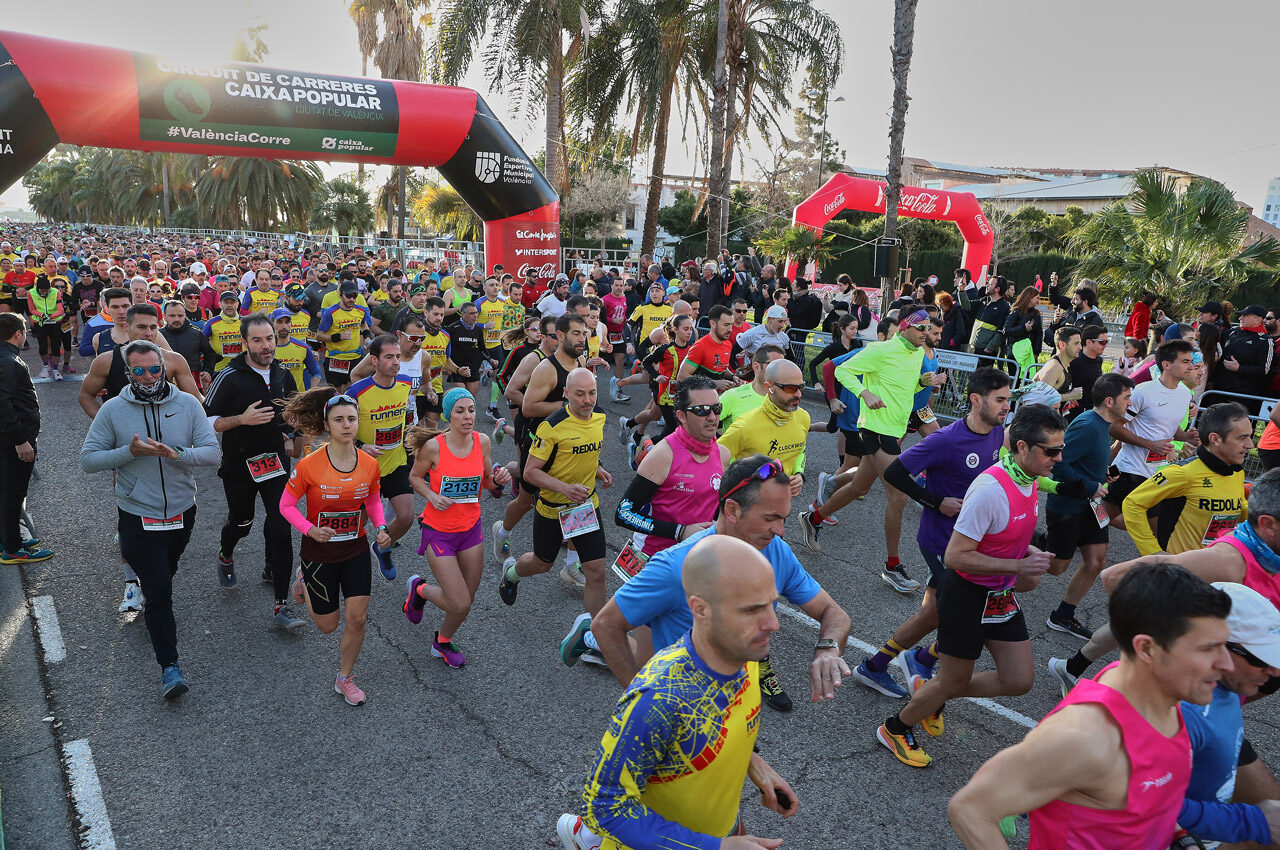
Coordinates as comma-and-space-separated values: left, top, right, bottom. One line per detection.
0, 314, 51, 563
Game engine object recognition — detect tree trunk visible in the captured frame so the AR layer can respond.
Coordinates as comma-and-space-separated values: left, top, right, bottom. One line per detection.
641, 72, 678, 257
161, 155, 171, 227
721, 53, 740, 249
705, 0, 729, 258
397, 166, 406, 257
544, 26, 565, 199
357, 54, 367, 188
881, 0, 919, 313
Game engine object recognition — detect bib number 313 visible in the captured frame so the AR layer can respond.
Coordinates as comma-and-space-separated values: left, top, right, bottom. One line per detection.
246, 452, 285, 482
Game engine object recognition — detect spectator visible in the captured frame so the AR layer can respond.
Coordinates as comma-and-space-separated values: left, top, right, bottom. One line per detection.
1197, 300, 1226, 333
1124, 292, 1157, 341
696, 260, 741, 318
0, 313, 51, 563
1194, 321, 1220, 400
1117, 337, 1148, 377
1045, 283, 1102, 345
1003, 285, 1043, 371
1220, 299, 1236, 328
850, 288, 877, 342
1211, 305, 1274, 406
938, 291, 968, 351
971, 275, 1010, 358
787, 278, 823, 333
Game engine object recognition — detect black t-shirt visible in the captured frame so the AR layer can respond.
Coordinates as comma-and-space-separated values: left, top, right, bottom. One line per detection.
1068, 353, 1104, 415
71, 279, 105, 320
445, 319, 484, 377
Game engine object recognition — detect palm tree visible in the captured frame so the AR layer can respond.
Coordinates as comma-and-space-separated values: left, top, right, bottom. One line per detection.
431, 0, 595, 199
312, 178, 377, 239
1069, 168, 1280, 316
881, 0, 918, 311
410, 181, 484, 240
23, 149, 80, 222
196, 158, 324, 231
753, 223, 835, 274
347, 0, 380, 187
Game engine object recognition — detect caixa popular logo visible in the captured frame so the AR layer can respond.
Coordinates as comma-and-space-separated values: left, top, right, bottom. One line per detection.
515, 229, 557, 241
517, 262, 557, 279
475, 151, 502, 184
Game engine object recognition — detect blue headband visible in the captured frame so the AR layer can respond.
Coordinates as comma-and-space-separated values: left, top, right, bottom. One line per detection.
441, 387, 474, 422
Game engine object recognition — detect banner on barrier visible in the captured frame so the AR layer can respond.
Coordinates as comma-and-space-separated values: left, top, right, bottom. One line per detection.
936, 350, 980, 372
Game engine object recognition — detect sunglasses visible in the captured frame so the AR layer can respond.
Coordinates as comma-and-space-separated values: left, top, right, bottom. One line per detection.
907, 322, 930, 332
733, 309, 747, 314
720, 458, 783, 503
681, 402, 722, 418
401, 332, 426, 343
324, 393, 357, 412
129, 365, 163, 377
1228, 642, 1271, 669
772, 382, 804, 394
1034, 442, 1065, 458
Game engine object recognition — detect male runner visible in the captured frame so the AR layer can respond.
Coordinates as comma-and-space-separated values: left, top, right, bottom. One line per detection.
241, 267, 283, 314
161, 300, 216, 390
849, 367, 1011, 699
1028, 326, 1083, 412
718, 344, 787, 429
676, 304, 742, 391
205, 290, 246, 373
349, 333, 415, 579
878, 404, 1063, 768
719, 358, 809, 498
602, 275, 631, 401
446, 300, 485, 400
558, 536, 796, 850
80, 340, 221, 699
317, 280, 372, 388
203, 313, 306, 628
270, 308, 321, 391
949, 564, 1232, 849
80, 304, 202, 418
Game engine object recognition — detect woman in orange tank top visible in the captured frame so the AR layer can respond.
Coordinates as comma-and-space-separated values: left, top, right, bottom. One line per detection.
402, 387, 508, 667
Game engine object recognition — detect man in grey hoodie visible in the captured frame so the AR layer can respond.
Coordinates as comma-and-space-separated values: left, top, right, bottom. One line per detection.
81, 339, 220, 700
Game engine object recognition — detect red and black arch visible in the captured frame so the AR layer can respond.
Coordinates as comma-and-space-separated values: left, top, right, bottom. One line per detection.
0, 31, 560, 280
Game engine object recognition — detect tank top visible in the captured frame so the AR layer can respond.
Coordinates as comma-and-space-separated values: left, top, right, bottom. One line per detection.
106, 345, 129, 399
399, 349, 425, 398
1217, 533, 1280, 610
419, 431, 483, 533
956, 464, 1038, 591
1028, 662, 1191, 850
1052, 354, 1074, 394
641, 431, 724, 557
1260, 420, 1280, 451
523, 351, 581, 438
913, 347, 938, 410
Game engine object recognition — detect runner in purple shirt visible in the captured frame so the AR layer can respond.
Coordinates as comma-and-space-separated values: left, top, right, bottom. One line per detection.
850, 367, 1012, 698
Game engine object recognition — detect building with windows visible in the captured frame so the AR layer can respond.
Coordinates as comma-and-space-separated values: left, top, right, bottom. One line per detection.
1261, 177, 1280, 226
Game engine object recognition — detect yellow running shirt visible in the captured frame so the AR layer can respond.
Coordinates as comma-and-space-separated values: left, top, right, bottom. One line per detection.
420, 327, 451, 395
630, 303, 671, 339
719, 395, 810, 475
242, 288, 283, 313
275, 336, 317, 390
203, 314, 243, 372
350, 374, 414, 476
318, 303, 371, 361
529, 404, 606, 519
1123, 450, 1247, 555
476, 296, 506, 349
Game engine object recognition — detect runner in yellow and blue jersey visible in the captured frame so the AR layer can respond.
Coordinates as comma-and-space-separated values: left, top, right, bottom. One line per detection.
241, 268, 284, 314
318, 280, 372, 388
271, 308, 321, 390
204, 290, 245, 373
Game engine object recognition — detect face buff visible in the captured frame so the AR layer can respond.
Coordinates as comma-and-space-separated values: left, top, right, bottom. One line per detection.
1000, 445, 1036, 487
129, 359, 172, 403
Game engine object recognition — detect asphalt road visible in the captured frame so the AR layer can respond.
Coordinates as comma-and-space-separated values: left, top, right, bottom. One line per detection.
5, 348, 1280, 850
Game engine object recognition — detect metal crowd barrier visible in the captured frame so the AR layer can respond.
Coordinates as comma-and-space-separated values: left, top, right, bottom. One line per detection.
929, 349, 1029, 422
1199, 389, 1279, 483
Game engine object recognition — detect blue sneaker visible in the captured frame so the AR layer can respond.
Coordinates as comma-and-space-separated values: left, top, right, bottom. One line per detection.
161, 664, 189, 700
559, 612, 593, 667
850, 660, 908, 699
373, 542, 396, 581
893, 647, 935, 685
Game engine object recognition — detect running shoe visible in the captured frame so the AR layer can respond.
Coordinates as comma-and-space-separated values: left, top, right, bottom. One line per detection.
490, 464, 506, 499
1046, 612, 1093, 641
579, 648, 608, 667
431, 633, 466, 668
291, 571, 305, 605
272, 604, 306, 630
893, 647, 935, 685
486, 405, 501, 422
758, 657, 792, 713
61, 363, 76, 374
1047, 657, 1079, 699
820, 513, 839, 527
556, 814, 602, 850
51, 368, 63, 382
817, 471, 834, 505
851, 660, 907, 698
907, 674, 944, 737
261, 564, 273, 584
559, 612, 593, 667
630, 437, 653, 472
161, 664, 189, 700
403, 574, 427, 625
880, 565, 920, 594
38, 365, 49, 380
0, 544, 53, 564
334, 673, 366, 706
617, 415, 633, 446
216, 552, 237, 588
373, 542, 396, 581
492, 419, 506, 445
559, 560, 586, 589
498, 558, 519, 606
876, 723, 932, 768
492, 520, 511, 560
797, 509, 822, 553
118, 581, 144, 613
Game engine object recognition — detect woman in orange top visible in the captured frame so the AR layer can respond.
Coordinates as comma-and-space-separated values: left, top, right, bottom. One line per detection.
1259, 413, 1280, 472
402, 387, 508, 667
280, 387, 391, 707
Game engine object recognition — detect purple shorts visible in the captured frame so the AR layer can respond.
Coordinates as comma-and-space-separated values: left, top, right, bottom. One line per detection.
417, 520, 483, 559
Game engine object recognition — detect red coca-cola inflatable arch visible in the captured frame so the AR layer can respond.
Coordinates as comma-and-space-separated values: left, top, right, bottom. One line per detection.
0, 31, 559, 281
787, 173, 992, 284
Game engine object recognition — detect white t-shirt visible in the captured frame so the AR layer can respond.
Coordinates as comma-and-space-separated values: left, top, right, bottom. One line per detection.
953, 471, 1033, 541
1114, 378, 1193, 478
539, 294, 568, 320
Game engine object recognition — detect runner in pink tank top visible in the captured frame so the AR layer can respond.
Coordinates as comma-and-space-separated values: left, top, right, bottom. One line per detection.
949, 563, 1232, 848
879, 406, 1063, 769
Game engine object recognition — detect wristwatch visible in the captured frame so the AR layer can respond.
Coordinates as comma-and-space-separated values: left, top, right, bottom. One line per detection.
814, 638, 840, 654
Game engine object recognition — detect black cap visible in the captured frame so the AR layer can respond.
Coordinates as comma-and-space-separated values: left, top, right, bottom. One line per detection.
219, 290, 240, 303
1241, 304, 1267, 319
339, 280, 359, 296
180, 283, 201, 296
1198, 300, 1222, 315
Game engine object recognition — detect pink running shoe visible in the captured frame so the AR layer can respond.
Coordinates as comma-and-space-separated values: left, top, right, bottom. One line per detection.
334, 674, 366, 706
403, 575, 426, 625
61, 363, 77, 374
431, 633, 466, 668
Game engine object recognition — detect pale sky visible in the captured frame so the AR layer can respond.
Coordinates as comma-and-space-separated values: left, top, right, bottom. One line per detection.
3, 0, 1279, 213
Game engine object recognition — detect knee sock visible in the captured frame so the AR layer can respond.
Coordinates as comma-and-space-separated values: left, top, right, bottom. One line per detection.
866, 638, 907, 673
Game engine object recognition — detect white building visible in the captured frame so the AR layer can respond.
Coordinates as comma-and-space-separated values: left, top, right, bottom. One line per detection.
1262, 177, 1280, 226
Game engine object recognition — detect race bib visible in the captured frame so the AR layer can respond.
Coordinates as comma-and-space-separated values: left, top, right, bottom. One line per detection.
558, 502, 600, 539
221, 340, 243, 356
916, 405, 936, 425
246, 452, 285, 482
327, 357, 351, 374
374, 424, 403, 449
980, 588, 1019, 624
608, 332, 624, 346
1202, 514, 1240, 547
1145, 448, 1167, 464
317, 510, 361, 542
1089, 496, 1110, 529
610, 541, 649, 582
410, 375, 422, 394
142, 514, 184, 532
440, 474, 481, 504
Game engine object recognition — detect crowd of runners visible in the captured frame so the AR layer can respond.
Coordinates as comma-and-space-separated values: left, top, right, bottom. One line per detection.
4, 223, 1280, 848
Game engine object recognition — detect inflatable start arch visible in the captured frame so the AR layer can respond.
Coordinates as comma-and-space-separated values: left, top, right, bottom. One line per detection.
788, 173, 993, 284
0, 31, 560, 281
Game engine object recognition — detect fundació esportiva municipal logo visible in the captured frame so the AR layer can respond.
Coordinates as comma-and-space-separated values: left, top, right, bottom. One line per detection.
475, 151, 502, 184
163, 79, 211, 123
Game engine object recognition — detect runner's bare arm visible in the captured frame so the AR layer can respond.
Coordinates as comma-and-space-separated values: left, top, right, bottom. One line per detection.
521, 359, 563, 420
1101, 543, 1247, 593
590, 598, 643, 688
348, 353, 376, 382
503, 349, 540, 406
78, 351, 110, 419
165, 352, 203, 403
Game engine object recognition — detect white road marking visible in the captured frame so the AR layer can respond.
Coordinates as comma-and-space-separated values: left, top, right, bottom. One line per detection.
777, 601, 1037, 729
30, 594, 66, 663
64, 739, 116, 850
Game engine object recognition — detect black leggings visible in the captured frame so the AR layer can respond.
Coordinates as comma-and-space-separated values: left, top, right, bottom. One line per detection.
219, 464, 293, 602
657, 404, 679, 439
32, 324, 62, 358
118, 506, 197, 669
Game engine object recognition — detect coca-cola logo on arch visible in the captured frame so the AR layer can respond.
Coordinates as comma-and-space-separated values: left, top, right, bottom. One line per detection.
517, 262, 556, 279
822, 192, 846, 217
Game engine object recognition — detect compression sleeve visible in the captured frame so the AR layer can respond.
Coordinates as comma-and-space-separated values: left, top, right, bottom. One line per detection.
615, 473, 682, 539
1177, 798, 1273, 845
279, 488, 313, 535
884, 459, 943, 513
822, 358, 838, 400
363, 490, 388, 528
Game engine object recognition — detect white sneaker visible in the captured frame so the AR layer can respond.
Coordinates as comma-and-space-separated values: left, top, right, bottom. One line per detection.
492, 520, 510, 561
38, 365, 49, 380
559, 561, 586, 589
118, 581, 144, 612
52, 368, 63, 382
1047, 657, 1079, 699
817, 471, 834, 505
556, 814, 601, 850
